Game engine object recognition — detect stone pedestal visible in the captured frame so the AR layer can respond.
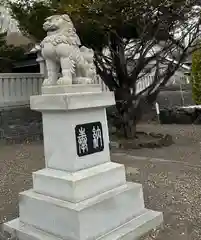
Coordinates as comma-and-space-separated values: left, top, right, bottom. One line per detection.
4, 84, 163, 240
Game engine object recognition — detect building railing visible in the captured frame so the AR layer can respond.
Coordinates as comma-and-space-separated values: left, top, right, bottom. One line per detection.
0, 73, 43, 108
95, 74, 190, 94
0, 72, 190, 109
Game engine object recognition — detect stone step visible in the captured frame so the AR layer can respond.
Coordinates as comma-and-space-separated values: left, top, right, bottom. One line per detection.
4, 219, 63, 240
19, 183, 145, 240
4, 209, 163, 240
33, 162, 126, 203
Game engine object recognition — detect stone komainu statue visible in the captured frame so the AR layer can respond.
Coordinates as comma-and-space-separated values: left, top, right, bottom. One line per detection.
41, 14, 97, 86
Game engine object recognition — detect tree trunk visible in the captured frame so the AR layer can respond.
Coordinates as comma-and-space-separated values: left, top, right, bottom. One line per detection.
122, 108, 137, 139
115, 88, 137, 139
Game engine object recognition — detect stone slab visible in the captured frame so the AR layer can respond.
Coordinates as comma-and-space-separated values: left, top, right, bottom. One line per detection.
33, 162, 126, 202
42, 84, 102, 95
4, 209, 163, 240
19, 183, 145, 240
30, 91, 115, 111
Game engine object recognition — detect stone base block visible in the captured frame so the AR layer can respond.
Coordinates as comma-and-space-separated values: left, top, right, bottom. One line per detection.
18, 183, 145, 240
33, 162, 126, 203
42, 84, 102, 95
30, 91, 115, 111
4, 209, 163, 240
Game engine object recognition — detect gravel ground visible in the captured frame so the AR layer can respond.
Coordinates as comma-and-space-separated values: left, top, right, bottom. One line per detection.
129, 123, 201, 166
0, 124, 201, 239
0, 143, 44, 223
113, 153, 201, 240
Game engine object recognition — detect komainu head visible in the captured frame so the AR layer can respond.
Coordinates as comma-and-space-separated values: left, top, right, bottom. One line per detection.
43, 14, 74, 32
43, 14, 81, 46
